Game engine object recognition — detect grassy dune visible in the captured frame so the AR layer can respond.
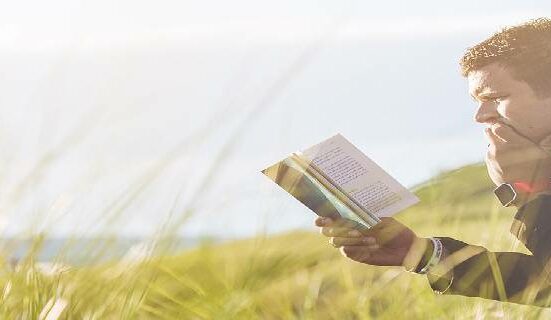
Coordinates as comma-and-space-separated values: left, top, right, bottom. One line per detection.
2, 164, 551, 319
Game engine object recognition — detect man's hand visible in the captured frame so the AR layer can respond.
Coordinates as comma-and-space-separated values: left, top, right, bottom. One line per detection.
315, 216, 429, 269
485, 123, 551, 188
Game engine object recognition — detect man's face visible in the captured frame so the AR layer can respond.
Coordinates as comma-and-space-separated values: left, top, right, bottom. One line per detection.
468, 62, 551, 143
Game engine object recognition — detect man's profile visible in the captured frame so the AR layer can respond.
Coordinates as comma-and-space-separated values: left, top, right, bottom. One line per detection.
316, 17, 551, 306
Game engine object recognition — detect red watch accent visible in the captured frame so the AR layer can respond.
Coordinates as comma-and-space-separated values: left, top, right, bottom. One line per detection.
512, 180, 551, 194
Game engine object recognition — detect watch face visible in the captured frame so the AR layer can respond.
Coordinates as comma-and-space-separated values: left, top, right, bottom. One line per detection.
494, 183, 517, 207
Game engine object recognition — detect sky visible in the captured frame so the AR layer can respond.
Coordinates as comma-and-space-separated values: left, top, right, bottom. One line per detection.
1, 1, 551, 238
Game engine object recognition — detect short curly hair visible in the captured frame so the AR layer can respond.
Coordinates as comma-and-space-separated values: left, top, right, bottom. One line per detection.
460, 17, 551, 97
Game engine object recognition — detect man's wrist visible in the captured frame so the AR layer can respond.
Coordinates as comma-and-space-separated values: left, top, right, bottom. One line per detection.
427, 245, 454, 294
405, 237, 454, 293
403, 237, 431, 272
416, 238, 443, 274
403, 237, 443, 274
414, 238, 434, 273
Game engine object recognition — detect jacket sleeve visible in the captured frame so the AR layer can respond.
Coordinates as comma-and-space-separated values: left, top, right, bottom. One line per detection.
428, 195, 551, 306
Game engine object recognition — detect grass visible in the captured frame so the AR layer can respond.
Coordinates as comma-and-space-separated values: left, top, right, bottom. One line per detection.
1, 163, 551, 319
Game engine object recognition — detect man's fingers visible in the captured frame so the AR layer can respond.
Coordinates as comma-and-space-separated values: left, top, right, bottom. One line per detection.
361, 218, 405, 245
485, 127, 504, 145
490, 124, 513, 143
315, 216, 359, 228
330, 237, 376, 247
321, 227, 362, 237
332, 218, 360, 228
491, 123, 531, 144
315, 217, 330, 227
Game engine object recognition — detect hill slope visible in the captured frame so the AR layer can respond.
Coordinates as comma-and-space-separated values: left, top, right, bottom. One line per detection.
2, 164, 550, 319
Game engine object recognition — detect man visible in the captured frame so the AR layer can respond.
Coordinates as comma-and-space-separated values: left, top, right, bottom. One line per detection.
316, 18, 551, 306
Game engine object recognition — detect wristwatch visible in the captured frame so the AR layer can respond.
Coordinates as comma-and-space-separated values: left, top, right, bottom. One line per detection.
494, 180, 551, 207
493, 183, 518, 207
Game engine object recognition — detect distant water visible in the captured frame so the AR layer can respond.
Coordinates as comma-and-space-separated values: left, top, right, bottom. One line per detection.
0, 237, 223, 265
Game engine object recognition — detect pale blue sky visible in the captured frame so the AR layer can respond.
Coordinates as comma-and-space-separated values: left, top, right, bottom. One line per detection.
1, 2, 551, 238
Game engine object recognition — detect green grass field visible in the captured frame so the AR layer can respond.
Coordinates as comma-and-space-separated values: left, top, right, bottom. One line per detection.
1, 164, 550, 319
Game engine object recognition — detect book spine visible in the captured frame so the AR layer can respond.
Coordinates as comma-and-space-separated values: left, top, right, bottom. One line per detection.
290, 153, 380, 227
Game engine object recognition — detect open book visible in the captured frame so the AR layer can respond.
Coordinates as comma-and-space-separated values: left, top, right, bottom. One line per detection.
261, 134, 419, 230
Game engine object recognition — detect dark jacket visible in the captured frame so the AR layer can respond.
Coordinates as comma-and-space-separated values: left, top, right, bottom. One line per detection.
429, 195, 551, 306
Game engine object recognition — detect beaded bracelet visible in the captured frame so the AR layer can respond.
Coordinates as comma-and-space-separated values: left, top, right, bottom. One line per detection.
418, 237, 443, 274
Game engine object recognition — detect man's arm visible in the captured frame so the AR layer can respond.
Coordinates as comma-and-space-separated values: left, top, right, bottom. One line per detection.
428, 238, 551, 306
428, 195, 551, 306
316, 195, 551, 306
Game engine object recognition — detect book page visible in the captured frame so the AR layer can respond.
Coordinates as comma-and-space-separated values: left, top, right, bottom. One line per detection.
299, 134, 418, 217
261, 157, 375, 229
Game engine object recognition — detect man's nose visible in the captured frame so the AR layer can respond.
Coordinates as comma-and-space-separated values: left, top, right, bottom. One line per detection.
474, 101, 499, 124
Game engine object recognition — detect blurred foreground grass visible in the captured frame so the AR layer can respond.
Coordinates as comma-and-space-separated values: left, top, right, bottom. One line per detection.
1, 164, 551, 319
